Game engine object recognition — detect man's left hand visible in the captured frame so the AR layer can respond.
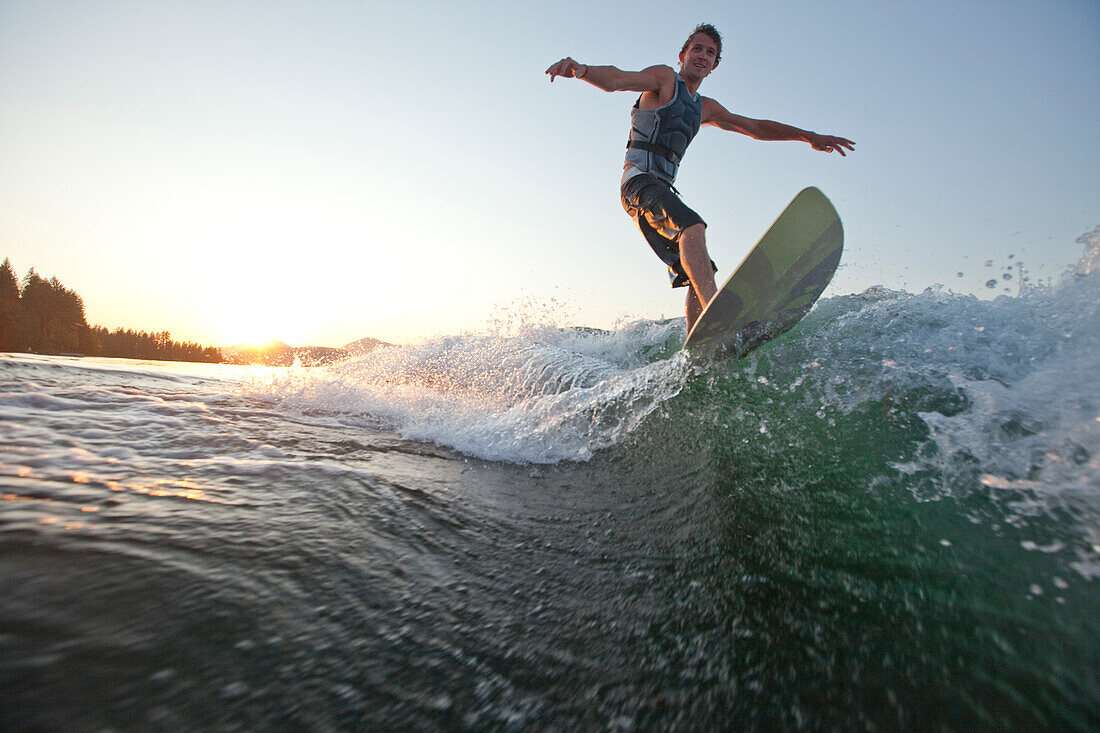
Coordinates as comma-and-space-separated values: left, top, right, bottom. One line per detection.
810, 134, 856, 156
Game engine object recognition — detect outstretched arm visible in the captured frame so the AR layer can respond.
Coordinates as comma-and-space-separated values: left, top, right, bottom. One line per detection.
702, 97, 856, 156
545, 57, 673, 95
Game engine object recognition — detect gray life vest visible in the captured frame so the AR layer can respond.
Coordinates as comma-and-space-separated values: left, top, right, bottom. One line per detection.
623, 74, 702, 185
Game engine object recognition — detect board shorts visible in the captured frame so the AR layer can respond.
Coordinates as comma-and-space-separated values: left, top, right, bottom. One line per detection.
620, 173, 717, 288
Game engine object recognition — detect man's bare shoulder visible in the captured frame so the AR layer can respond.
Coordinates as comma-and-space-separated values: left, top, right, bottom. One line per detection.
627, 64, 676, 104
700, 95, 741, 126
699, 95, 728, 112
643, 64, 677, 77
641, 64, 678, 86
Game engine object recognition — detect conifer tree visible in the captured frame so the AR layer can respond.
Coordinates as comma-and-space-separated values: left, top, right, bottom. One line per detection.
3, 256, 223, 362
20, 269, 48, 352
0, 259, 20, 352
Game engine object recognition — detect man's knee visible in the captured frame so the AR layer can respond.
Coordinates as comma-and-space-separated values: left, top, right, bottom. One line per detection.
681, 222, 706, 242
680, 223, 707, 253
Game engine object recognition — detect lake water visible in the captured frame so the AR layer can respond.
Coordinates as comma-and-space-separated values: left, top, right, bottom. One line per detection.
2, 236, 1098, 730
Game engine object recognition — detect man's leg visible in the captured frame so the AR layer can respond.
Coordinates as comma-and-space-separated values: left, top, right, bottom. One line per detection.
680, 222, 717, 330
686, 287, 705, 332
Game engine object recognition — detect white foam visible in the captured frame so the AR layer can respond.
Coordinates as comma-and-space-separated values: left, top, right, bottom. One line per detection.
252, 321, 687, 464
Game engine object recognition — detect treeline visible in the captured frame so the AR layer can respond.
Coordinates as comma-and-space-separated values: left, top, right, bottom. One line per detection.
87, 326, 223, 362
1, 258, 222, 363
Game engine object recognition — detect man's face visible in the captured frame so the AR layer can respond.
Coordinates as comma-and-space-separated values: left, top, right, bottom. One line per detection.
679, 33, 719, 81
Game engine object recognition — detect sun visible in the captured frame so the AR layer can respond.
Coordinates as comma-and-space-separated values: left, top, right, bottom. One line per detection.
195, 272, 318, 347
210, 304, 297, 347
219, 330, 281, 348
215, 322, 279, 348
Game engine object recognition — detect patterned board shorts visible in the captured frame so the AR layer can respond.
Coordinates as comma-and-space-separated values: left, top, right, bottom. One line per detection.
621, 173, 716, 288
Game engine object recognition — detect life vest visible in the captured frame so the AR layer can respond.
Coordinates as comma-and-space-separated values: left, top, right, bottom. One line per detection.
623, 74, 702, 185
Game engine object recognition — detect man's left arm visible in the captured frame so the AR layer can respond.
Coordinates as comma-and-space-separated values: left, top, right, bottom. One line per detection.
702, 97, 855, 156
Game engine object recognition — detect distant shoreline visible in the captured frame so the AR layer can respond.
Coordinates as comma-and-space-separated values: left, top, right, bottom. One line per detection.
2, 257, 392, 367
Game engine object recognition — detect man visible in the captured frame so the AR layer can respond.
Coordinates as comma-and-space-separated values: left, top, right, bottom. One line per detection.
546, 23, 855, 331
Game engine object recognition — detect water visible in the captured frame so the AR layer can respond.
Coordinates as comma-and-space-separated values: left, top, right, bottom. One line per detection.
2, 235, 1098, 730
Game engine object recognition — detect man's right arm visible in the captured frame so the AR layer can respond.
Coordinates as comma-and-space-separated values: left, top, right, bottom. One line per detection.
545, 57, 671, 94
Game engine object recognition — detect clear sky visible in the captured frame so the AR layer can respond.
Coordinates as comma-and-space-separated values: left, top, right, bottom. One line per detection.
2, 0, 1098, 347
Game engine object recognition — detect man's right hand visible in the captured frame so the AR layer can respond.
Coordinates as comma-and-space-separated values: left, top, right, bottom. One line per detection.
545, 57, 587, 82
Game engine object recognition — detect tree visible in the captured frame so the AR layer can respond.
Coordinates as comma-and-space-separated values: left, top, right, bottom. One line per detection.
19, 269, 49, 352
18, 270, 90, 353
0, 258, 20, 352
2, 256, 224, 362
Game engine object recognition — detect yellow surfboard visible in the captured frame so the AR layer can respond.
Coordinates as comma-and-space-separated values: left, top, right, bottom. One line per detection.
683, 187, 843, 359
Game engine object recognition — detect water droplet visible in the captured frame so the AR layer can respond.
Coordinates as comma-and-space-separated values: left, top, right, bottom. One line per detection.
985, 279, 997, 288
1002, 273, 1013, 281
956, 272, 964, 278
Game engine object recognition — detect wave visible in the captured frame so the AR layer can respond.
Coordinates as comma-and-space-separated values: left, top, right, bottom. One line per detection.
655, 226, 1100, 580
250, 318, 689, 463
250, 230, 1100, 516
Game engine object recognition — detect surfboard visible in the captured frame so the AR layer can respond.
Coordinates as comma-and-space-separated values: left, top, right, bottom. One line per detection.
683, 186, 843, 360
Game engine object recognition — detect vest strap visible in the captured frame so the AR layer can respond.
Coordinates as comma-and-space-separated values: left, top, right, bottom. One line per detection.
626, 140, 682, 166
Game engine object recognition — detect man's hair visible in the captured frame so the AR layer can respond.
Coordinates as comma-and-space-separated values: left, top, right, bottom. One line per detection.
680, 23, 722, 63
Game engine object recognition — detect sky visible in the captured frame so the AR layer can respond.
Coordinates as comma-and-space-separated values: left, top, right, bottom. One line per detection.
1, 0, 1098, 347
